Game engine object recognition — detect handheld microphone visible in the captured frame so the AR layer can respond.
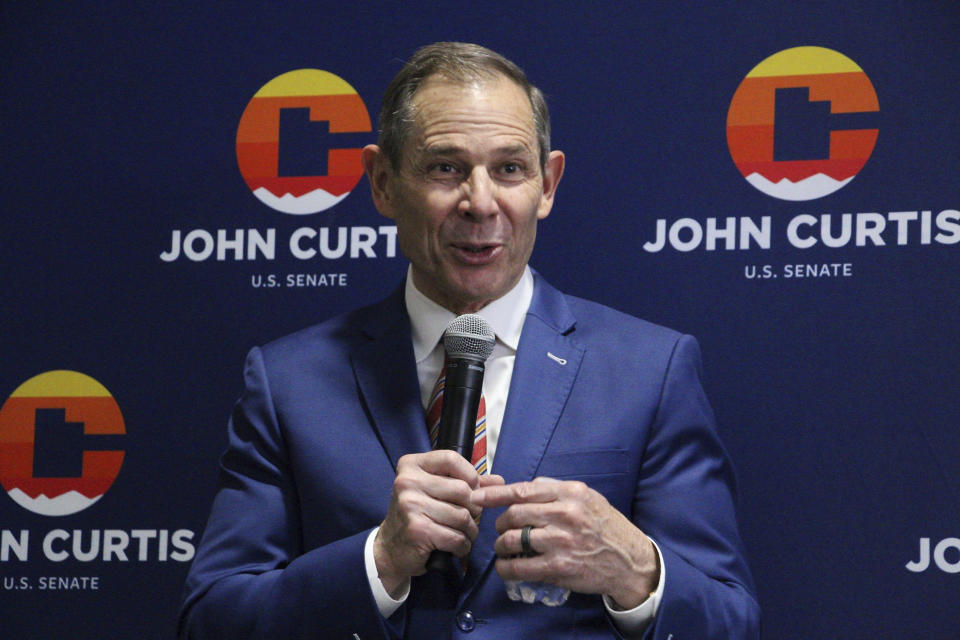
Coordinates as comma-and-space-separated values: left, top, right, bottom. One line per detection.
427, 314, 495, 573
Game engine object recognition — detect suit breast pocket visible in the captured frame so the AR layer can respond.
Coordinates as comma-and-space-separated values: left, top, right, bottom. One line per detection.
536, 448, 631, 478
535, 449, 634, 508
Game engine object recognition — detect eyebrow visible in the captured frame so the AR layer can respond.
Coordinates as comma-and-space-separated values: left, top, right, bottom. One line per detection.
421, 145, 463, 158
493, 144, 535, 158
421, 143, 534, 158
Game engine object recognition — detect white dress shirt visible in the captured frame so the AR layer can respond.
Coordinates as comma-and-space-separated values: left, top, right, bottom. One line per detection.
364, 266, 663, 636
406, 265, 533, 469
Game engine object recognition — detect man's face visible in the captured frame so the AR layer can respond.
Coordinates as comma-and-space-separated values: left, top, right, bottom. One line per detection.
363, 75, 564, 314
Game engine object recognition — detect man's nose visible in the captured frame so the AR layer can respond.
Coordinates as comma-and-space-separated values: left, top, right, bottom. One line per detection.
459, 168, 499, 219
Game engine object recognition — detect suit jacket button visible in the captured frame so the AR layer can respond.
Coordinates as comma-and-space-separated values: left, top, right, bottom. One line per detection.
456, 610, 476, 632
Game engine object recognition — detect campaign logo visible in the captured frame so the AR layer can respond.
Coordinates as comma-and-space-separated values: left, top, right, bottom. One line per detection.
236, 69, 372, 214
727, 46, 879, 201
0, 371, 125, 516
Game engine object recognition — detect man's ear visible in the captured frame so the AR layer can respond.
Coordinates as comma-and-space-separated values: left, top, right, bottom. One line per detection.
362, 144, 396, 220
536, 150, 565, 220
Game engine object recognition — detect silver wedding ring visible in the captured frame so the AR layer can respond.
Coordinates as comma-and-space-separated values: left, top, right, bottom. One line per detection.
520, 525, 535, 556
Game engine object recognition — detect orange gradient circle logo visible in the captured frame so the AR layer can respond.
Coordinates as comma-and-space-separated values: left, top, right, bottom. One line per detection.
236, 69, 372, 215
0, 371, 125, 516
727, 46, 879, 201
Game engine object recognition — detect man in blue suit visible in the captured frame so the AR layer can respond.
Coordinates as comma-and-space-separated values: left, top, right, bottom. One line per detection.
179, 42, 760, 639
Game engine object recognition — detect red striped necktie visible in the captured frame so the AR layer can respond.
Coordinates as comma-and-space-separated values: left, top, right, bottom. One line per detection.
426, 363, 488, 475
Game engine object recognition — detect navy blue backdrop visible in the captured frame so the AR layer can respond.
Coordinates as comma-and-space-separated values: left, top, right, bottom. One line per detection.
2, 2, 957, 638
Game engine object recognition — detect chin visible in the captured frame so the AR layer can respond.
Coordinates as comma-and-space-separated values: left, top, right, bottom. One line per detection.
454, 274, 505, 297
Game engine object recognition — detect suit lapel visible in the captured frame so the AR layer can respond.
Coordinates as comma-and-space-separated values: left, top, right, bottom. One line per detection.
491, 319, 583, 486
462, 274, 585, 594
351, 288, 431, 471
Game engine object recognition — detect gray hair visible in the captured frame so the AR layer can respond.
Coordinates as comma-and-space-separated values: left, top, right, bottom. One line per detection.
377, 42, 551, 172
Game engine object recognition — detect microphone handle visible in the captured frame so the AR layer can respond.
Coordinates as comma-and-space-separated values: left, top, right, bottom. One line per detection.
427, 358, 484, 573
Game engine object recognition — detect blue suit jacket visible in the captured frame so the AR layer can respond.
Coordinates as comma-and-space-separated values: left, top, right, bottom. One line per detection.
179, 273, 760, 639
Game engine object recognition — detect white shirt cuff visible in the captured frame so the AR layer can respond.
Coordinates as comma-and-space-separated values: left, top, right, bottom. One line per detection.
364, 527, 410, 618
602, 537, 665, 638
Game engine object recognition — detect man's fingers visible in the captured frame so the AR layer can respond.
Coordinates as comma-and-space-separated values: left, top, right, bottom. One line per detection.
493, 502, 564, 534
398, 471, 475, 509
494, 553, 557, 583
401, 450, 482, 487
389, 511, 474, 559
378, 451, 493, 575
477, 473, 505, 488
492, 524, 553, 557
420, 499, 481, 542
417, 516, 477, 558
396, 451, 484, 509
378, 490, 479, 568
393, 473, 481, 539
471, 477, 561, 507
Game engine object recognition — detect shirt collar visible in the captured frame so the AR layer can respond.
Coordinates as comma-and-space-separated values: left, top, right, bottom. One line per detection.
405, 265, 533, 363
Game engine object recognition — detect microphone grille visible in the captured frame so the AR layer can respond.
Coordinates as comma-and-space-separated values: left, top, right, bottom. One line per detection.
443, 314, 495, 361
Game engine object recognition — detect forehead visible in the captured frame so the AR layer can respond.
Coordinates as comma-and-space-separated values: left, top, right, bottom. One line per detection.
407, 74, 537, 155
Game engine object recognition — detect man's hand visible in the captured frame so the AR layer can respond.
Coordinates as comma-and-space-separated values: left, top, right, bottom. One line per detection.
374, 450, 504, 596
471, 477, 659, 610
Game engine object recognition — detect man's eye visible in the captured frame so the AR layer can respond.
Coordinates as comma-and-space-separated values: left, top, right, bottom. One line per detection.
432, 163, 458, 174
501, 162, 526, 177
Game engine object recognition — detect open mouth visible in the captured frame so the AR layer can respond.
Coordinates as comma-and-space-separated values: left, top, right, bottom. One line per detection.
452, 243, 500, 262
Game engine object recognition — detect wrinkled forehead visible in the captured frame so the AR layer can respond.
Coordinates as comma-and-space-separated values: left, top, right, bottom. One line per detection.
405, 74, 537, 147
